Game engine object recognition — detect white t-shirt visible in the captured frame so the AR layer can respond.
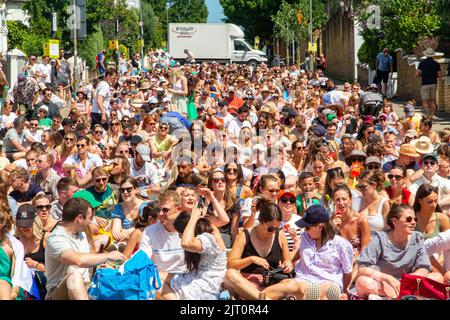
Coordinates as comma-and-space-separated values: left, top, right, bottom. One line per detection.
39, 63, 52, 83
23, 129, 43, 147
216, 112, 234, 128
91, 80, 111, 115
0, 113, 17, 129
129, 159, 160, 187
63, 152, 103, 177
139, 222, 187, 273
227, 118, 251, 140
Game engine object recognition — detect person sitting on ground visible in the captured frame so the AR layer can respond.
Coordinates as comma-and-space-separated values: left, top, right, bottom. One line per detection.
8, 167, 45, 204
45, 198, 125, 300
224, 199, 293, 300
355, 204, 443, 299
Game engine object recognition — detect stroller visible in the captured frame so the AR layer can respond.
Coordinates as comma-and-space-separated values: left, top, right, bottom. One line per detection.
359, 91, 384, 117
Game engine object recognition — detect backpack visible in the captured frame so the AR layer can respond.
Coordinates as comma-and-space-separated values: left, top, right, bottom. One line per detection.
88, 250, 162, 300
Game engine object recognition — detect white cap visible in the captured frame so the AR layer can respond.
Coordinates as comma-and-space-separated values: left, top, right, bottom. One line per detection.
136, 144, 151, 162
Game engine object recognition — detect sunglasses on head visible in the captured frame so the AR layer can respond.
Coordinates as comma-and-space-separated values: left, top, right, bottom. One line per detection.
36, 204, 51, 210
280, 197, 296, 204
388, 174, 403, 181
119, 187, 134, 194
95, 177, 108, 183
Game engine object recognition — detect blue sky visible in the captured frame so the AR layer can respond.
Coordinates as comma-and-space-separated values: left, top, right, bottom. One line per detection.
205, 0, 226, 22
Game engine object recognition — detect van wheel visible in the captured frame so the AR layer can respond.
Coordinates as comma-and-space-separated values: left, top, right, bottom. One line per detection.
247, 60, 258, 68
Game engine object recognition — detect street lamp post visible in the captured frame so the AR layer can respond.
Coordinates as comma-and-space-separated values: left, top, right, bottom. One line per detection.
309, 0, 314, 72
72, 0, 79, 92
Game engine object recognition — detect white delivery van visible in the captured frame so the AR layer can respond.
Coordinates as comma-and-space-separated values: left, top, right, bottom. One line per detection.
167, 23, 267, 66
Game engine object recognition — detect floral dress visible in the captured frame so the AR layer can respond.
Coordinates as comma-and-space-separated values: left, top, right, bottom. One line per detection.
170, 233, 226, 300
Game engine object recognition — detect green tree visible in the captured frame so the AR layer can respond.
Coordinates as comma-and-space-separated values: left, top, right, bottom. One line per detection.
355, 0, 441, 68
142, 0, 164, 49
168, 0, 208, 23
6, 21, 29, 52
221, 0, 299, 41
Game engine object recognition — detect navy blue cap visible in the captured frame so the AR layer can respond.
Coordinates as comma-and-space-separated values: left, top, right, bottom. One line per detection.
295, 205, 330, 228
312, 125, 326, 137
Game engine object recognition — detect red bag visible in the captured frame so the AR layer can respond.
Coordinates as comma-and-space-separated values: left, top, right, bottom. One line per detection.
398, 273, 450, 300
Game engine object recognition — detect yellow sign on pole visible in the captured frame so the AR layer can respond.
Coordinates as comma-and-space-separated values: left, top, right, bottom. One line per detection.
308, 42, 317, 52
44, 40, 60, 59
137, 39, 144, 48
254, 36, 260, 49
109, 40, 119, 51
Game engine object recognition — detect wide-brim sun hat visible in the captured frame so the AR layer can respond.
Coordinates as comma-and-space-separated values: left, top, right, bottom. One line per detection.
423, 47, 436, 57
411, 136, 434, 154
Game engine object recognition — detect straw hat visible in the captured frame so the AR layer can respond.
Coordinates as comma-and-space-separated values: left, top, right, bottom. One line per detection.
399, 143, 420, 158
140, 81, 151, 90
411, 136, 434, 154
130, 99, 145, 108
423, 47, 436, 58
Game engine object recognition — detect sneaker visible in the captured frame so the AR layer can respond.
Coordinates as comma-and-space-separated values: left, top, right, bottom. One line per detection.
368, 294, 383, 300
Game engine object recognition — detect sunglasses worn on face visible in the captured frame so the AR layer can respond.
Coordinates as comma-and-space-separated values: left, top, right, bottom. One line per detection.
160, 207, 172, 214
65, 138, 74, 142
267, 188, 280, 194
280, 197, 296, 204
226, 168, 238, 174
111, 123, 119, 126
423, 160, 436, 166
212, 177, 226, 183
367, 164, 380, 170
94, 131, 103, 134
356, 184, 369, 192
388, 174, 403, 181
264, 222, 281, 233
398, 216, 418, 223
76, 144, 86, 148
119, 187, 134, 194
36, 204, 51, 210
95, 177, 108, 183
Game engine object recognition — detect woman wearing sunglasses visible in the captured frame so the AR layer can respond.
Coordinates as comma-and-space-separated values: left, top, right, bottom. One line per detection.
355, 204, 443, 299
262, 205, 354, 300
53, 132, 77, 177
224, 199, 293, 300
358, 170, 390, 236
223, 163, 253, 204
105, 118, 122, 147
385, 165, 414, 206
290, 140, 307, 172
206, 170, 240, 248
111, 177, 148, 244
355, 122, 376, 150
277, 190, 302, 256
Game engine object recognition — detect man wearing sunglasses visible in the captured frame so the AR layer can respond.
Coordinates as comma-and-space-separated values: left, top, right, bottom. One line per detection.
130, 144, 160, 197
409, 154, 450, 209
139, 190, 186, 299
34, 88, 61, 119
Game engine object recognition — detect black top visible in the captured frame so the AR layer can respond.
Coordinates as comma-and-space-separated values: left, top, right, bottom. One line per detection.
24, 237, 45, 264
241, 229, 282, 274
35, 101, 61, 119
9, 184, 44, 203
207, 199, 241, 236
418, 58, 441, 85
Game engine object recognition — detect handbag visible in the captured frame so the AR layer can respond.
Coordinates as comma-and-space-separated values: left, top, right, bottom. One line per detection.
398, 273, 450, 300
88, 250, 162, 300
263, 267, 292, 286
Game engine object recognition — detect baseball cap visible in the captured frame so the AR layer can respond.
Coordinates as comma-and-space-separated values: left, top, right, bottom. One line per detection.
312, 126, 326, 137
73, 190, 102, 209
38, 105, 49, 113
378, 113, 388, 120
136, 144, 151, 162
228, 86, 236, 92
422, 153, 437, 162
322, 109, 334, 117
404, 104, 415, 117
365, 156, 382, 165
149, 97, 158, 104
15, 204, 37, 228
295, 205, 330, 228
369, 83, 378, 89
277, 189, 296, 200
130, 135, 143, 145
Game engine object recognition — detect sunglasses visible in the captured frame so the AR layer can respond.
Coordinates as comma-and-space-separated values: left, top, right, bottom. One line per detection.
212, 177, 226, 183
356, 184, 369, 192
398, 216, 418, 223
266, 188, 280, 193
119, 187, 134, 194
367, 164, 380, 170
423, 160, 436, 166
111, 122, 119, 126
30, 123, 38, 127
95, 177, 108, 183
94, 131, 103, 134
76, 144, 86, 148
160, 207, 172, 214
280, 197, 296, 204
388, 174, 403, 181
226, 168, 238, 174
65, 138, 75, 142
160, 126, 169, 130
263, 222, 281, 233
36, 204, 51, 210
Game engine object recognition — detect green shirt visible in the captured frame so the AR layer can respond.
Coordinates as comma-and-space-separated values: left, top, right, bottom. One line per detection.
86, 184, 118, 219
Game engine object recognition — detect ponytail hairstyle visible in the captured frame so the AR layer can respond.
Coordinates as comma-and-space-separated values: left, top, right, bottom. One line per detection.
173, 211, 214, 273
386, 204, 413, 229
358, 169, 385, 191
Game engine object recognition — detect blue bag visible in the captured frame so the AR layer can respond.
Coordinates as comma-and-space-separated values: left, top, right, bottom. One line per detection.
88, 250, 162, 300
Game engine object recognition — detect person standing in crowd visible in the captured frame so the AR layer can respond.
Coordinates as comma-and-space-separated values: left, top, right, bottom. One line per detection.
91, 68, 117, 130
374, 48, 393, 97
416, 47, 442, 118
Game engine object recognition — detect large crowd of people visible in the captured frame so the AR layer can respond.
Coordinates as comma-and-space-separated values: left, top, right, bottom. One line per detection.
0, 46, 449, 301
